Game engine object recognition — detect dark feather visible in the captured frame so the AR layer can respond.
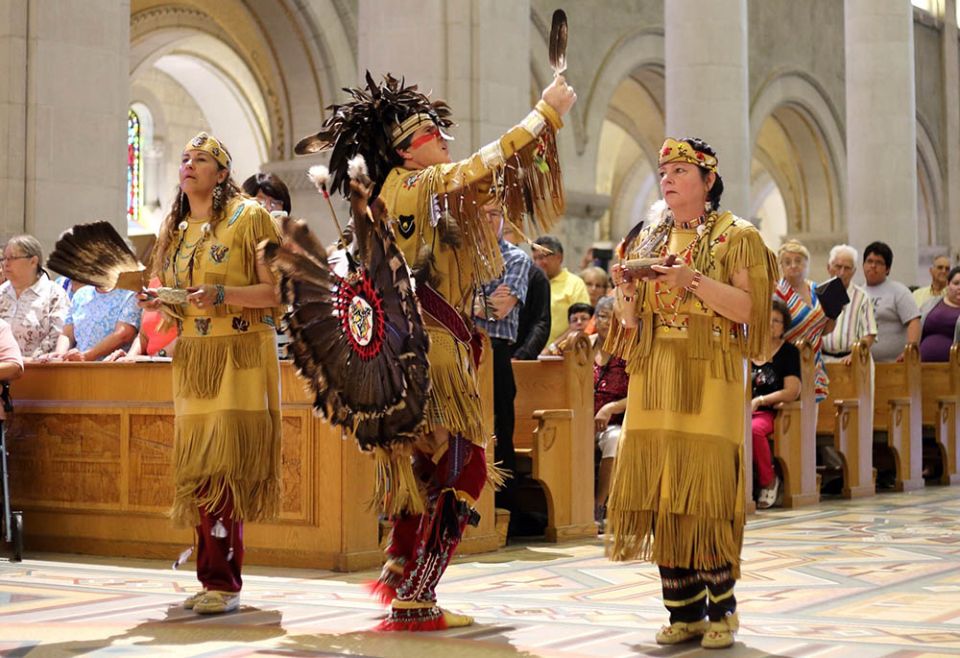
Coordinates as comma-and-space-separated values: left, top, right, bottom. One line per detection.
549, 9, 568, 75
46, 221, 143, 290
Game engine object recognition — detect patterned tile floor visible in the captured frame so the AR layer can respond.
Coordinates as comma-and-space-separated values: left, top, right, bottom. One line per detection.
3, 487, 960, 657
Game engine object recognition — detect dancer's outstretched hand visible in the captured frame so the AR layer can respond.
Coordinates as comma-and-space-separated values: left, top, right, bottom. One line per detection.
542, 75, 577, 117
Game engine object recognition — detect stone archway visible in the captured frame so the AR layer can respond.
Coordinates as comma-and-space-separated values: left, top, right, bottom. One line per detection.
596, 67, 666, 245
750, 72, 845, 271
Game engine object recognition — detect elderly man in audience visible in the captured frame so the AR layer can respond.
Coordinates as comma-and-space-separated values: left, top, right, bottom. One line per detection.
821, 244, 877, 364
863, 241, 920, 363
532, 235, 590, 348
0, 235, 70, 359
45, 285, 141, 362
913, 254, 951, 309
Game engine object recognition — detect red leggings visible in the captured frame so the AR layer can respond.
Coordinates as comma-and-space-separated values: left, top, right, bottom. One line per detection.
751, 409, 776, 488
196, 490, 244, 593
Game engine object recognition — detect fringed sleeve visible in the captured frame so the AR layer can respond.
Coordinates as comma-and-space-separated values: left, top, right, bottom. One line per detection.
408, 100, 566, 285
718, 221, 779, 361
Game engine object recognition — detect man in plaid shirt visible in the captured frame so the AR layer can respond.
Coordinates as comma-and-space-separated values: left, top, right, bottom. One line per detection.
474, 205, 531, 513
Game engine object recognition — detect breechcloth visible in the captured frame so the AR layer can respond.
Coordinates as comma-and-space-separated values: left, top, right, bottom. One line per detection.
375, 435, 487, 629
659, 564, 737, 623
196, 489, 244, 593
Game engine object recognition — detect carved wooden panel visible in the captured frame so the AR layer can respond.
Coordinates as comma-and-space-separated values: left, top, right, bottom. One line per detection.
280, 414, 307, 520
129, 413, 176, 510
6, 413, 122, 505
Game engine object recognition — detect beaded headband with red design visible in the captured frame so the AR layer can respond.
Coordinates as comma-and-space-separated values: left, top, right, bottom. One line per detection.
658, 138, 718, 173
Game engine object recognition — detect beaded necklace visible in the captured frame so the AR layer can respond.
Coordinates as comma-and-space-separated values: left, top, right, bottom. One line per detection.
651, 212, 718, 323
172, 219, 212, 289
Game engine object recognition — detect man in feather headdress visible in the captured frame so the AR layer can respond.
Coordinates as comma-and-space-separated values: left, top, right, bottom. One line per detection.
295, 72, 575, 631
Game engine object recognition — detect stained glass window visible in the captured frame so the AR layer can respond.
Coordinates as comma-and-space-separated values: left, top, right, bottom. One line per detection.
127, 108, 143, 228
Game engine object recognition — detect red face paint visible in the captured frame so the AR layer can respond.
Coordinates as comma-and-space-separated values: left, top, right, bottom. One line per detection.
409, 125, 442, 150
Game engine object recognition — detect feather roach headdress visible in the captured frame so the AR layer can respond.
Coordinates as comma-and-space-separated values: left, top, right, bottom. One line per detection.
295, 72, 454, 197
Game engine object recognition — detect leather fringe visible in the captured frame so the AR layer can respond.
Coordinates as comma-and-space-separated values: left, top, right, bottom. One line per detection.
372, 446, 426, 517
175, 332, 264, 399
606, 429, 743, 579
170, 410, 281, 527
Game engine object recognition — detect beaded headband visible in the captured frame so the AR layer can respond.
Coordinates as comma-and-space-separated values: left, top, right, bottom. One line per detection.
183, 132, 231, 169
658, 137, 718, 174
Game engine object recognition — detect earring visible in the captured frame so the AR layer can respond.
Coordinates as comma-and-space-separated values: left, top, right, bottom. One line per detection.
212, 183, 224, 212
178, 190, 186, 215
704, 200, 712, 214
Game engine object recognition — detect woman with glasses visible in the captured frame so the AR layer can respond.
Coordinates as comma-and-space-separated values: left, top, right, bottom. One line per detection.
0, 235, 70, 358
774, 239, 830, 402
242, 172, 291, 218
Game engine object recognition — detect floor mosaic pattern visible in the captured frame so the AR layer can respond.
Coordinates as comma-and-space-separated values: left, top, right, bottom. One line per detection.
4, 487, 960, 656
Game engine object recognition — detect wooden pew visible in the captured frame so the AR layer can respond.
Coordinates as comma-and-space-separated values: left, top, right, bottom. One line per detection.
873, 343, 924, 491
920, 343, 960, 485
820, 340, 875, 498
511, 336, 595, 541
770, 339, 819, 507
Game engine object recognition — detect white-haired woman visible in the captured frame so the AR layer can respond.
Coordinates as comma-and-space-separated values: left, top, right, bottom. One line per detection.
775, 239, 831, 401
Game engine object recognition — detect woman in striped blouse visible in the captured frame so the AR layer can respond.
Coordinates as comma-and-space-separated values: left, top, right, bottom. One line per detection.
775, 239, 832, 402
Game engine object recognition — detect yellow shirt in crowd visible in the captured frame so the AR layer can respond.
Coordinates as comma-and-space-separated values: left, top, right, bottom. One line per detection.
547, 267, 590, 346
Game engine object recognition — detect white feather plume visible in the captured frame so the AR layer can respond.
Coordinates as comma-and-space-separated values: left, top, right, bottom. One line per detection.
348, 154, 369, 180
307, 165, 330, 191
646, 198, 670, 228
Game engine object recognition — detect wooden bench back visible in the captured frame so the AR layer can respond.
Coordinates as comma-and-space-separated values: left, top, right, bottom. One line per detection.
920, 344, 960, 424
820, 340, 873, 436
512, 336, 593, 450
874, 343, 922, 431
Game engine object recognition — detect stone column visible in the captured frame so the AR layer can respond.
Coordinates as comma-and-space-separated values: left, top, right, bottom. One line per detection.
664, 0, 751, 218
0, 0, 27, 241
12, 0, 131, 250
358, 0, 530, 158
942, 0, 960, 259
844, 0, 919, 283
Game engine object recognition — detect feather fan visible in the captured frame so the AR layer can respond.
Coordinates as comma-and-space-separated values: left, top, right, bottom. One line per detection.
46, 221, 145, 291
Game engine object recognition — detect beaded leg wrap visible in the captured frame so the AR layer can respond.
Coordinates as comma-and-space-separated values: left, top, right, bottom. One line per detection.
376, 435, 486, 631
659, 564, 737, 624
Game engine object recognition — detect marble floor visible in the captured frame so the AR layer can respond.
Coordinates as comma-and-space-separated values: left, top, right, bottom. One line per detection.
3, 487, 960, 657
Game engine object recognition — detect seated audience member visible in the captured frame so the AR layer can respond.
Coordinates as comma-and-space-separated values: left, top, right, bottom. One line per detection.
591, 296, 628, 525
863, 241, 921, 362
47, 286, 141, 361
579, 265, 609, 335
919, 265, 960, 362
0, 235, 70, 358
580, 266, 609, 308
544, 302, 594, 355
750, 298, 801, 509
532, 235, 590, 347
104, 276, 178, 361
775, 239, 829, 402
821, 244, 877, 363
242, 172, 292, 217
913, 254, 950, 308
